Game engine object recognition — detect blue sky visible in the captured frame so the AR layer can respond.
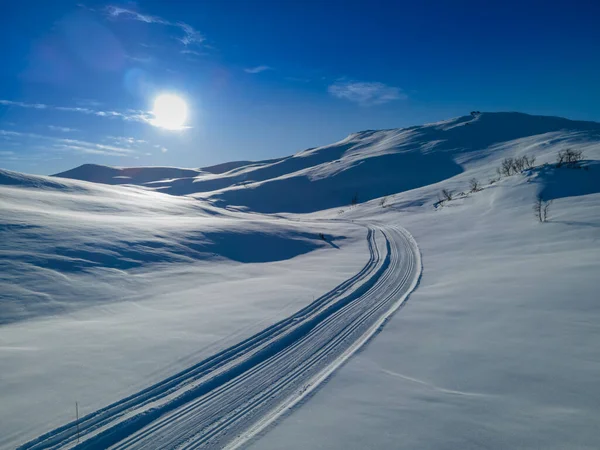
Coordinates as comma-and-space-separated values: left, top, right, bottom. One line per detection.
1, 0, 599, 174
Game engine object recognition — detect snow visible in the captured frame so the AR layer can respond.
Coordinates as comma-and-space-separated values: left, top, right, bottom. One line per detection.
248, 131, 600, 450
2, 112, 600, 449
0, 169, 368, 448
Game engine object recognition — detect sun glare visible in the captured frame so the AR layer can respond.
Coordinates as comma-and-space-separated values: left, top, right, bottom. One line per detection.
152, 94, 188, 130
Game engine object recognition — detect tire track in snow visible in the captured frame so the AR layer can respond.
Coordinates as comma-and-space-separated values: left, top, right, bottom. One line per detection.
18, 224, 421, 450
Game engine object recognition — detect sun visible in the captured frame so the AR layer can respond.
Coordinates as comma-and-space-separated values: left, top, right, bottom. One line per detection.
151, 94, 188, 130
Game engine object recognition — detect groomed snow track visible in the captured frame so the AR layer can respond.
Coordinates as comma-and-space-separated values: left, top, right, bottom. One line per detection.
18, 224, 421, 450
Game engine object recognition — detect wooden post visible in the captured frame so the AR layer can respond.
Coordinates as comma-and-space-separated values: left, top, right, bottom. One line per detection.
76, 401, 80, 443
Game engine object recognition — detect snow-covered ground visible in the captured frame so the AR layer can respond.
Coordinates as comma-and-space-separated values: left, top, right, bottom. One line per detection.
252, 161, 600, 450
0, 171, 369, 449
2, 112, 600, 449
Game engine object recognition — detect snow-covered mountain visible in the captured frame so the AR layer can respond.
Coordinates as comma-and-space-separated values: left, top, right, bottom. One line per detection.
55, 112, 600, 212
2, 112, 600, 450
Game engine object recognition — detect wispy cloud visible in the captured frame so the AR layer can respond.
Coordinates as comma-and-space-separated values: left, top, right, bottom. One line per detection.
0, 129, 136, 157
106, 6, 205, 47
48, 125, 79, 133
75, 98, 103, 107
244, 65, 272, 74
105, 6, 169, 25
0, 130, 23, 137
0, 100, 47, 109
107, 136, 147, 146
0, 99, 152, 125
125, 54, 153, 64
180, 49, 205, 57
153, 144, 169, 153
328, 80, 407, 105
177, 22, 204, 46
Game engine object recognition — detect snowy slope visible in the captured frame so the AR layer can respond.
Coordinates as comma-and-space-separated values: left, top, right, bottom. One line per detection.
56, 112, 600, 213
252, 159, 600, 450
1, 169, 356, 324
3, 112, 600, 450
0, 168, 371, 449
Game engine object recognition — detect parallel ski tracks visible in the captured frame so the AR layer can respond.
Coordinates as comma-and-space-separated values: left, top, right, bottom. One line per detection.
19, 223, 421, 450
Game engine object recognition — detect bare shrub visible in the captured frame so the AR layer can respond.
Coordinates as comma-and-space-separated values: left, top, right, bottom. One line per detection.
351, 192, 359, 206
523, 155, 536, 169
534, 195, 552, 222
441, 189, 453, 201
501, 158, 514, 176
380, 196, 387, 207
557, 148, 583, 167
543, 199, 552, 222
469, 178, 480, 192
513, 157, 525, 172
533, 196, 543, 222
500, 155, 537, 176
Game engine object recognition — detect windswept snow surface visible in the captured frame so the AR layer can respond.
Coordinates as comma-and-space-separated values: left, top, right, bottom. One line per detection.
3, 112, 600, 449
250, 124, 600, 449
16, 225, 420, 450
0, 170, 369, 449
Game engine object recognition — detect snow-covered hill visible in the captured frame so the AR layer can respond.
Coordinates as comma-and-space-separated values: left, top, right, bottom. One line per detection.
2, 112, 600, 450
55, 112, 600, 212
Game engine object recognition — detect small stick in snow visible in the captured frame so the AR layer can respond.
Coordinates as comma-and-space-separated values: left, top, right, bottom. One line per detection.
76, 401, 80, 443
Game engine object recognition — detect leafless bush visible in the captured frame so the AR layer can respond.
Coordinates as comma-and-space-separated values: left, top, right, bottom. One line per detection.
523, 155, 536, 169
351, 192, 359, 206
543, 200, 552, 222
500, 155, 537, 176
557, 148, 583, 167
380, 196, 387, 207
513, 157, 525, 172
441, 189, 453, 201
534, 195, 552, 222
469, 178, 481, 192
501, 158, 514, 176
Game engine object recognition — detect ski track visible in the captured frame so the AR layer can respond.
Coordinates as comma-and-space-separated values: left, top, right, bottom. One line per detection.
17, 223, 421, 450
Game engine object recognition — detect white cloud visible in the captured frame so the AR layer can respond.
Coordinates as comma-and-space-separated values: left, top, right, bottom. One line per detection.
0, 129, 136, 157
125, 54, 153, 64
160, 147, 168, 153
177, 22, 204, 46
244, 65, 272, 74
75, 98, 102, 107
106, 6, 205, 47
107, 136, 147, 147
0, 100, 153, 125
0, 130, 22, 137
328, 80, 407, 105
0, 100, 47, 109
180, 49, 205, 57
48, 125, 78, 133
106, 6, 169, 25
